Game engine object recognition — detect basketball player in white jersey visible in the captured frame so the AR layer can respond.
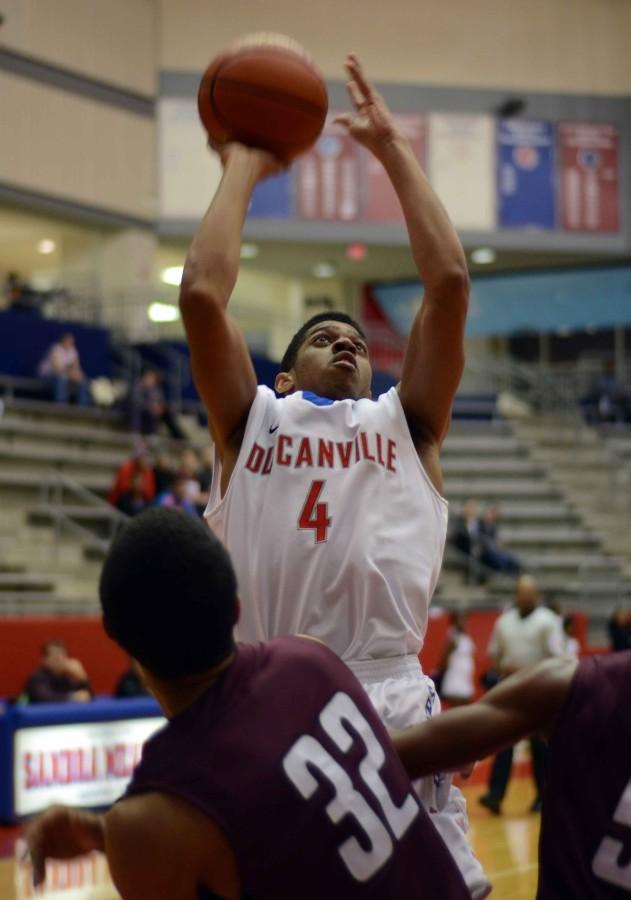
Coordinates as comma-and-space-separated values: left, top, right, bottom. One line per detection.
180, 54, 488, 898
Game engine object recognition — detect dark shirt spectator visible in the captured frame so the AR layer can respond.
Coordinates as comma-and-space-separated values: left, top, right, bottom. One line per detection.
478, 506, 520, 575
115, 660, 150, 699
608, 608, 631, 652
130, 370, 185, 440
452, 498, 481, 559
108, 441, 156, 507
116, 472, 151, 517
153, 451, 175, 496
23, 640, 92, 704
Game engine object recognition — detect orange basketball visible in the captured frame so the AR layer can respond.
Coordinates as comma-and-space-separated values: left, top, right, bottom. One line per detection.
198, 34, 328, 162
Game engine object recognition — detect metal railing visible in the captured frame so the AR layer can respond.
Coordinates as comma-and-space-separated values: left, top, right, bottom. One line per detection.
39, 471, 129, 559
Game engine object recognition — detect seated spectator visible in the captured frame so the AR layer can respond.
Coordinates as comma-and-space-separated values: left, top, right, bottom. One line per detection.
23, 640, 92, 704
451, 498, 483, 582
3, 270, 38, 312
608, 607, 631, 651
108, 440, 156, 507
581, 359, 629, 425
478, 505, 520, 575
129, 370, 185, 440
156, 476, 198, 516
37, 333, 90, 405
153, 450, 175, 496
116, 471, 151, 517
558, 614, 580, 659
114, 658, 150, 699
196, 445, 213, 512
178, 448, 203, 512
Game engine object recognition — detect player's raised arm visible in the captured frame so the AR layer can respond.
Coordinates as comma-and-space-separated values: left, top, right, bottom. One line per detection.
179, 145, 283, 457
335, 55, 469, 467
392, 657, 577, 781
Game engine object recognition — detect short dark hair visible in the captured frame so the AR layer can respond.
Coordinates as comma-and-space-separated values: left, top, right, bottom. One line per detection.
279, 312, 366, 373
99, 509, 237, 679
42, 639, 67, 656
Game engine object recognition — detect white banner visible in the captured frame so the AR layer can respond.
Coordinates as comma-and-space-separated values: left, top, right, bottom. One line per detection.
14, 717, 164, 816
428, 113, 496, 231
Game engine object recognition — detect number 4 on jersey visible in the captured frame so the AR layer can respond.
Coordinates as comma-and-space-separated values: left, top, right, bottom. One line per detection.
299, 480, 331, 543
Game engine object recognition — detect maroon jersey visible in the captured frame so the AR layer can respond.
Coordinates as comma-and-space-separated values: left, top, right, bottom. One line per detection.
126, 637, 469, 899
539, 651, 631, 898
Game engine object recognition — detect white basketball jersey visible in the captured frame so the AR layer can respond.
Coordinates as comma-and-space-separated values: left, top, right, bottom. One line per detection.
205, 386, 448, 661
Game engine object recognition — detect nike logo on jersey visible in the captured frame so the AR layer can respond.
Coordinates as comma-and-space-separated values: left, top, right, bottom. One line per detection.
269, 424, 280, 434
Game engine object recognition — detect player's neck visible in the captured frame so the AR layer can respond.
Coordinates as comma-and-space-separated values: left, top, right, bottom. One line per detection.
146, 652, 236, 719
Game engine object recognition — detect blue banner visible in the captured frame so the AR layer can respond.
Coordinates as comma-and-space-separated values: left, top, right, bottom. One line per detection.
498, 120, 556, 229
249, 172, 293, 218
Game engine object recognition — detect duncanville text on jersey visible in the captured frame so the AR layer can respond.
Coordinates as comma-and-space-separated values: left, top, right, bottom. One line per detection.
244, 431, 398, 476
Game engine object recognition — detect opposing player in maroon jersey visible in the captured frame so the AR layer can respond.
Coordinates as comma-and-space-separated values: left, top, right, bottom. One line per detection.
393, 651, 631, 898
25, 509, 469, 900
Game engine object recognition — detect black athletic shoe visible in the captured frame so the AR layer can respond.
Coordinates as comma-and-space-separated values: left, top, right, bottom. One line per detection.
530, 797, 542, 813
478, 793, 501, 815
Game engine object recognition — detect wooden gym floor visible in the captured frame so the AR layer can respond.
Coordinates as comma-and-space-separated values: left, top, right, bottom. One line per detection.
0, 780, 540, 899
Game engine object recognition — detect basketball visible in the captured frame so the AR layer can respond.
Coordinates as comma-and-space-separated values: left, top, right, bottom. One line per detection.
197, 34, 328, 162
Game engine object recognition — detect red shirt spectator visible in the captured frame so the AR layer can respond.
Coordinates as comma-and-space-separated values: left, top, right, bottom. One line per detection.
108, 443, 156, 507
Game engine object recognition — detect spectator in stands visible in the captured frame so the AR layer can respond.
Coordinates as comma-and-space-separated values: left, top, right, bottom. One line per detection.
153, 450, 176, 496
129, 369, 185, 440
116, 471, 151, 517
108, 440, 156, 508
23, 640, 92, 704
196, 445, 214, 515
37, 333, 90, 405
114, 658, 150, 698
478, 505, 520, 575
608, 607, 631, 652
178, 448, 203, 512
156, 475, 197, 516
478, 575, 561, 815
582, 359, 629, 425
451, 498, 483, 582
437, 612, 476, 707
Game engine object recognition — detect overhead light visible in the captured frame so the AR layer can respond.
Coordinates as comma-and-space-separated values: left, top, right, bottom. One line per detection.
346, 242, 367, 262
240, 243, 259, 259
148, 302, 180, 323
37, 239, 56, 254
160, 265, 184, 286
471, 247, 496, 265
313, 262, 337, 278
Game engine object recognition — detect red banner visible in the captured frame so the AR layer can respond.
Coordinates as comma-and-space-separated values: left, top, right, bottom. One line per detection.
297, 114, 361, 221
559, 123, 619, 232
363, 114, 425, 223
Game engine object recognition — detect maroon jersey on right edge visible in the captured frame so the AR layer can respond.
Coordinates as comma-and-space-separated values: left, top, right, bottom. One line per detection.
126, 636, 469, 900
539, 651, 631, 898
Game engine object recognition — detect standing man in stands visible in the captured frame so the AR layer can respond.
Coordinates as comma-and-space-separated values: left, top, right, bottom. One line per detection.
179, 53, 487, 896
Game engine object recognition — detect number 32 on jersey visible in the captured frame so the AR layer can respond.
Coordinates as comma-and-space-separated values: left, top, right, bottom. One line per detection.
283, 692, 419, 882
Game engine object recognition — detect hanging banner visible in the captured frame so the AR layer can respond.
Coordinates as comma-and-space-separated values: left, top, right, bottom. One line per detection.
296, 114, 361, 221
559, 123, 620, 232
428, 113, 495, 231
498, 120, 556, 229
363, 114, 425, 223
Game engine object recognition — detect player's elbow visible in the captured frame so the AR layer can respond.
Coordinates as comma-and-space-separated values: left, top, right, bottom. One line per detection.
179, 277, 228, 321
425, 266, 470, 318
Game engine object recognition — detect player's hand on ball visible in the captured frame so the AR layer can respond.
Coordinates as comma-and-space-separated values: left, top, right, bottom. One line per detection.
334, 53, 400, 159
207, 138, 287, 182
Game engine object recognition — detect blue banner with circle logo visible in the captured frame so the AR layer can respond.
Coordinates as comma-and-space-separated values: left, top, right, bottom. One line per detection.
498, 120, 556, 229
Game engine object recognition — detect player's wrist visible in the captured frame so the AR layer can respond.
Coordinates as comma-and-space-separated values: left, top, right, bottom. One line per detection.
373, 131, 413, 168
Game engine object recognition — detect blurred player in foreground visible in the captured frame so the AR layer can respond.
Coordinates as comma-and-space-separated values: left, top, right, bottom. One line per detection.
180, 52, 487, 897
394, 651, 631, 898
26, 509, 469, 900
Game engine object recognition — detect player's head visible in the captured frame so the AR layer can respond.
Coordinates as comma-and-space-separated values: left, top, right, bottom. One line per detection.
100, 509, 238, 681
275, 312, 372, 401
514, 574, 539, 617
42, 639, 69, 674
